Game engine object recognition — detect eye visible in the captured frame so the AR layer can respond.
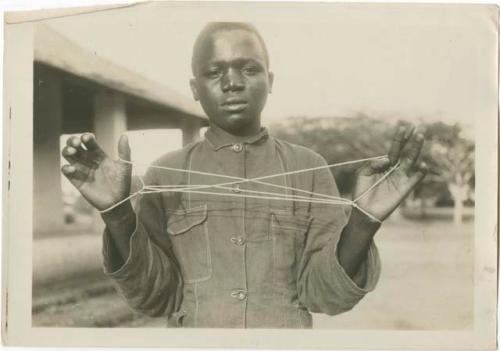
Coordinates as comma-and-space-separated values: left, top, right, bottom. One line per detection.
242, 64, 261, 76
204, 67, 223, 79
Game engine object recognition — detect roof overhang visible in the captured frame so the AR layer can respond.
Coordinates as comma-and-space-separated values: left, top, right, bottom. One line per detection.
34, 23, 206, 122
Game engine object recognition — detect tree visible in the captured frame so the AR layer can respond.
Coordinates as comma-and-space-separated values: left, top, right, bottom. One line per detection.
423, 122, 474, 225
271, 116, 475, 225
271, 114, 391, 196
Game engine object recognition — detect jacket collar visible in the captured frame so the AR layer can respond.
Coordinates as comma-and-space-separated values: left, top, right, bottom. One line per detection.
204, 126, 269, 151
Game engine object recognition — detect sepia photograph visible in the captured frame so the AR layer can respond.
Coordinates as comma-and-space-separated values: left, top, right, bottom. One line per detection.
2, 1, 498, 349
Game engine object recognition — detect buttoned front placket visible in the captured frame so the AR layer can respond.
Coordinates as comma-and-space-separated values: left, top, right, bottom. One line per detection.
180, 127, 312, 327
233, 141, 249, 328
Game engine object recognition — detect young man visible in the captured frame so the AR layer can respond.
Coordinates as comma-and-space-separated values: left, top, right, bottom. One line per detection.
61, 22, 427, 328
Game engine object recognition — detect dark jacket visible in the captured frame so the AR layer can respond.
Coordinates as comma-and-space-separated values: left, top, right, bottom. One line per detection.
102, 127, 381, 328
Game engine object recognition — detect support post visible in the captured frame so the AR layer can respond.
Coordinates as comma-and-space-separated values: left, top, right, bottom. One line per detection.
93, 91, 127, 158
92, 91, 127, 231
33, 65, 64, 235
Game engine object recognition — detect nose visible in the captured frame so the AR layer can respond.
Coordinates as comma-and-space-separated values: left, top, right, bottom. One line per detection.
221, 68, 244, 92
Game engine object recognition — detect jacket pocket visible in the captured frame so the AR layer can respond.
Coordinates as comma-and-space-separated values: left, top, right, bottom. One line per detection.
166, 204, 211, 283
271, 210, 312, 290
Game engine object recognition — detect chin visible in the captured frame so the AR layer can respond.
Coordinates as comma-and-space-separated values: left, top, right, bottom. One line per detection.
222, 113, 256, 132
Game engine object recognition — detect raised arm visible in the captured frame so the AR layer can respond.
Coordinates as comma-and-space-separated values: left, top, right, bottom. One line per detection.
61, 133, 134, 265
337, 124, 428, 280
297, 124, 427, 316
61, 133, 182, 317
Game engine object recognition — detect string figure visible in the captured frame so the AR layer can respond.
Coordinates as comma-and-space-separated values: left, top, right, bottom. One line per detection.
100, 155, 401, 224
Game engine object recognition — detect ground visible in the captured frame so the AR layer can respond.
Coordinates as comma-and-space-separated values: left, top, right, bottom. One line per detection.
314, 217, 474, 330
32, 216, 474, 329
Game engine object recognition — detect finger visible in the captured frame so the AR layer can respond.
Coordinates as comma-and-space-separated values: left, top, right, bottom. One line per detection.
409, 161, 428, 186
401, 133, 424, 174
61, 164, 90, 184
62, 144, 98, 169
61, 162, 88, 174
387, 125, 407, 166
404, 124, 416, 142
61, 146, 78, 164
359, 156, 390, 176
118, 134, 131, 162
61, 164, 76, 176
61, 164, 82, 187
370, 156, 391, 172
66, 135, 84, 150
81, 133, 106, 158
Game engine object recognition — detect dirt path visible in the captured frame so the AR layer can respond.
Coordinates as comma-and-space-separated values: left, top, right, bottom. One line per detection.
33, 218, 474, 329
313, 219, 474, 329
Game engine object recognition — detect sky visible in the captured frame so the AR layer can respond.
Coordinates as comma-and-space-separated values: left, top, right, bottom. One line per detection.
43, 2, 498, 136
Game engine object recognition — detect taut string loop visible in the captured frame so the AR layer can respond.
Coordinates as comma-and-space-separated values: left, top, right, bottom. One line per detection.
99, 155, 398, 223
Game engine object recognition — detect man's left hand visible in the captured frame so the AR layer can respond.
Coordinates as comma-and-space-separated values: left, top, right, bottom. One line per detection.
353, 124, 428, 222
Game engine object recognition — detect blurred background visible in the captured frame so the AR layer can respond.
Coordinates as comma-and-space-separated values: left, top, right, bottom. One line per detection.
32, 2, 481, 329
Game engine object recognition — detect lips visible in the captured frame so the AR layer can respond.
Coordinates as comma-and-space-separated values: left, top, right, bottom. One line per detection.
221, 99, 248, 113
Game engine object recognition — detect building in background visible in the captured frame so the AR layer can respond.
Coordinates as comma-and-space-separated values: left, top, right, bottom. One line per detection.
32, 24, 207, 324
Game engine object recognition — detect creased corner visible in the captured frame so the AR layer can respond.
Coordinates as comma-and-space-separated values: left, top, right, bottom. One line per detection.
5, 1, 148, 25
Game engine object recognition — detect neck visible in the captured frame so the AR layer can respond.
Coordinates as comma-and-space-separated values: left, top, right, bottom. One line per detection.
209, 121, 262, 141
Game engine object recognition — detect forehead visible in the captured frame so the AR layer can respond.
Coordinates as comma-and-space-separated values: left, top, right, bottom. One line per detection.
194, 29, 267, 67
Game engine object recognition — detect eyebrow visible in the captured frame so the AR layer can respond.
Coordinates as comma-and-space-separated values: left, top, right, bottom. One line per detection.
202, 58, 265, 68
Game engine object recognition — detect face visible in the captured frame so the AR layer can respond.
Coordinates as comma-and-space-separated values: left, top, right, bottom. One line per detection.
190, 29, 273, 136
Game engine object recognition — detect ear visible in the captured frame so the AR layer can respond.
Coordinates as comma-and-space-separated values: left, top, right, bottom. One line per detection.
190, 78, 199, 101
268, 71, 274, 94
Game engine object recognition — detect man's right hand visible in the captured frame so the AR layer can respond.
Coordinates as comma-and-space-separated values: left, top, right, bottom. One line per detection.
61, 133, 132, 212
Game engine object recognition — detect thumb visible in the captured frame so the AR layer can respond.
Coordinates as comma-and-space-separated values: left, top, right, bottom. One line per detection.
117, 134, 131, 162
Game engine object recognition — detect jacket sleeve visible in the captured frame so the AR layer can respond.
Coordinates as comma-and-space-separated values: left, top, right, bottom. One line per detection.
101, 167, 183, 318
297, 153, 381, 316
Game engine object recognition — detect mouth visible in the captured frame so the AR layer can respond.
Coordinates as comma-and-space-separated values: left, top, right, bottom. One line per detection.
221, 100, 248, 113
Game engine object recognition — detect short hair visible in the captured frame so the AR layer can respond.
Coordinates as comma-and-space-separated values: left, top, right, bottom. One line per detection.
191, 22, 270, 75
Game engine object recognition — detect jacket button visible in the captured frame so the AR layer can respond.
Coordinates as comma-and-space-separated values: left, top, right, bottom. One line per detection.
231, 290, 247, 300
230, 236, 246, 246
232, 143, 243, 152
237, 291, 247, 300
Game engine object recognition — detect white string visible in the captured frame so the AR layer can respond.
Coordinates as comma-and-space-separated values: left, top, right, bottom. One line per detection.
100, 176, 350, 215
143, 185, 383, 223
145, 184, 352, 204
100, 175, 146, 214
351, 203, 382, 223
124, 155, 386, 182
100, 155, 398, 223
143, 187, 351, 206
118, 155, 385, 202
148, 184, 350, 201
353, 161, 401, 202
145, 183, 346, 202
100, 189, 142, 214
